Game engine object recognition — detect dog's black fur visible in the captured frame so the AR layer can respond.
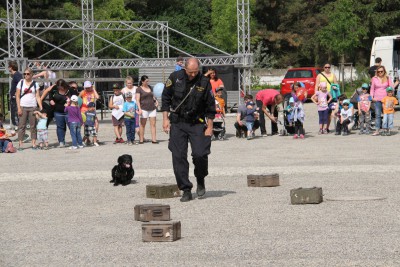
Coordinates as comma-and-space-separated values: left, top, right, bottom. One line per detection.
110, 154, 134, 186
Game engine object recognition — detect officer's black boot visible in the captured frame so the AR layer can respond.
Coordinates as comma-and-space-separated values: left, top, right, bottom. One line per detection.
180, 190, 193, 202
196, 178, 206, 198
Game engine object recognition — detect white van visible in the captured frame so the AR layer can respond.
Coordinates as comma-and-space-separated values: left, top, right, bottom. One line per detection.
370, 35, 400, 77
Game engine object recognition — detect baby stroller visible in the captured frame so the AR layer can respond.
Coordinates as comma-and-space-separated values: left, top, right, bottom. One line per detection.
212, 100, 226, 140
279, 94, 296, 136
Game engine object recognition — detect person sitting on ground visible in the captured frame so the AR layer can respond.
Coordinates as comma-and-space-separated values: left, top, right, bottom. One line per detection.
234, 94, 260, 138
0, 113, 17, 153
335, 100, 353, 136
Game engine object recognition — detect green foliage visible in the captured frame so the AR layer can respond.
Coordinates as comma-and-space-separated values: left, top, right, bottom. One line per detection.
253, 41, 277, 68
317, 0, 368, 62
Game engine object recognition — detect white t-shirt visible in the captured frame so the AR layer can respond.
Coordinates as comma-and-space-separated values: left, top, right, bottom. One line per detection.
17, 80, 40, 108
44, 70, 56, 87
122, 86, 137, 97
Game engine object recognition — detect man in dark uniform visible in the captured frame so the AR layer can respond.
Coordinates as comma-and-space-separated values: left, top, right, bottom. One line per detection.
162, 58, 216, 202
8, 61, 23, 129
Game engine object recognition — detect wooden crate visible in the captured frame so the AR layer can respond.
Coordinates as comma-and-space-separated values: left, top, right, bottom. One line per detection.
290, 187, 323, 204
142, 221, 181, 242
146, 183, 181, 199
247, 174, 280, 187
134, 204, 170, 222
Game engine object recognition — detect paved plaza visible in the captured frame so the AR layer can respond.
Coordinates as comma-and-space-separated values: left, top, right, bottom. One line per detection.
1, 102, 400, 266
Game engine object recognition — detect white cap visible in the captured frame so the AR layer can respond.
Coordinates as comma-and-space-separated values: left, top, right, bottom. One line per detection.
84, 81, 92, 88
70, 95, 79, 102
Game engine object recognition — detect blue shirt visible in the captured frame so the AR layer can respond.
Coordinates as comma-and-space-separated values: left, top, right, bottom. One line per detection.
37, 118, 47, 130
85, 110, 96, 127
123, 101, 138, 118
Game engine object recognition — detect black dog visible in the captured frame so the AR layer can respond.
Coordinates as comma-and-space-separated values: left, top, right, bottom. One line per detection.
110, 154, 135, 186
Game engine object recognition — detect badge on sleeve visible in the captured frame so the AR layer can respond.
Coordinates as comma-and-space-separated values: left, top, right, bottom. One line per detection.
196, 86, 204, 92
165, 79, 172, 88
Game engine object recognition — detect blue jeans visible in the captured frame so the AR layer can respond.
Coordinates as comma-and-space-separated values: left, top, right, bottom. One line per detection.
54, 112, 68, 143
125, 118, 136, 142
245, 121, 254, 132
382, 113, 394, 129
374, 101, 383, 129
0, 140, 9, 152
69, 122, 83, 147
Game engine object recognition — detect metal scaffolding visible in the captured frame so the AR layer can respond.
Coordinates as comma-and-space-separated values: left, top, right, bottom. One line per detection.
1, 0, 253, 89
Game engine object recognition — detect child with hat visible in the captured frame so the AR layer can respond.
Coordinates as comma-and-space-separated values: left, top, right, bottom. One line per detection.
357, 83, 372, 134
336, 100, 353, 136
380, 86, 398, 136
109, 83, 125, 143
122, 92, 139, 145
244, 101, 258, 140
311, 82, 332, 134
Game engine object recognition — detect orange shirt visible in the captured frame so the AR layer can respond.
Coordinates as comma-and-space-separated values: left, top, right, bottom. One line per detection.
215, 95, 225, 113
381, 96, 398, 114
210, 79, 224, 94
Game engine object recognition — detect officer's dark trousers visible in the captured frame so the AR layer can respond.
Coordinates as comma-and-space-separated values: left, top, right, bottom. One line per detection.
256, 100, 278, 135
169, 122, 211, 192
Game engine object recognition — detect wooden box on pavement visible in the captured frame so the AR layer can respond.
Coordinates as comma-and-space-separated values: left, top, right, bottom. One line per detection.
142, 221, 181, 242
290, 187, 323, 204
146, 184, 181, 199
134, 204, 171, 222
247, 174, 280, 187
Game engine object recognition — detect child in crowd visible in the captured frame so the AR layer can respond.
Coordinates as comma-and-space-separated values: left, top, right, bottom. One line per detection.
84, 102, 99, 146
381, 86, 398, 136
122, 92, 139, 145
287, 97, 306, 139
109, 83, 125, 144
357, 83, 372, 134
245, 101, 258, 140
311, 82, 332, 134
34, 109, 49, 150
285, 97, 295, 126
335, 100, 353, 136
0, 113, 17, 153
215, 87, 226, 117
64, 95, 84, 149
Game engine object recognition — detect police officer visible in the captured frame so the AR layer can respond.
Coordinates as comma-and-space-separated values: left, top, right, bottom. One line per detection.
162, 58, 216, 202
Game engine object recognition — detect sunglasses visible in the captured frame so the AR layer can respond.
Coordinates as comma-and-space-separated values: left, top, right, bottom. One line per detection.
23, 73, 31, 76
377, 70, 384, 73
324, 66, 331, 69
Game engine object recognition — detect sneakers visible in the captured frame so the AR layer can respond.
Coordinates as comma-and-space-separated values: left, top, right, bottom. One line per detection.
318, 129, 323, 135
113, 138, 124, 144
58, 142, 65, 148
335, 132, 341, 135
180, 190, 193, 202
261, 133, 268, 137
299, 134, 305, 139
128, 142, 133, 146
323, 129, 328, 134
342, 132, 349, 136
78, 145, 84, 149
69, 146, 78, 150
93, 142, 99, 147
359, 130, 365, 135
293, 134, 298, 139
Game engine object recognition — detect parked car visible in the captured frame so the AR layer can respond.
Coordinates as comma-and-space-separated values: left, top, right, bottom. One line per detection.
280, 67, 322, 98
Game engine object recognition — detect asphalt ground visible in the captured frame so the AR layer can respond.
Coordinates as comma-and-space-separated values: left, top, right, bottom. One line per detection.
1, 103, 400, 266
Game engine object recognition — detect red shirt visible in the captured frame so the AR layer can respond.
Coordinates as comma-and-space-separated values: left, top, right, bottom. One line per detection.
255, 89, 279, 106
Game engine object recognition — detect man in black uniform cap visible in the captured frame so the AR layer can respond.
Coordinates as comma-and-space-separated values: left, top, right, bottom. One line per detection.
162, 58, 216, 202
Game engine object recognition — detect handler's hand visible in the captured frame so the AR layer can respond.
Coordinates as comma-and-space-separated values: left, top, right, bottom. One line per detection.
204, 126, 213, 136
163, 119, 170, 134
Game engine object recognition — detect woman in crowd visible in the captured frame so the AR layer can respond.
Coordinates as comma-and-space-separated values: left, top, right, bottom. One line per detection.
44, 79, 77, 147
136, 75, 158, 144
16, 67, 42, 150
121, 76, 138, 97
370, 65, 398, 136
205, 68, 224, 94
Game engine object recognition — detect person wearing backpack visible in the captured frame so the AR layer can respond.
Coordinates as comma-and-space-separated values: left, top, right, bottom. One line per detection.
15, 68, 42, 150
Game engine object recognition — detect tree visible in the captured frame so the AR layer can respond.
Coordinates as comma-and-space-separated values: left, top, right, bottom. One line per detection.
317, 0, 368, 63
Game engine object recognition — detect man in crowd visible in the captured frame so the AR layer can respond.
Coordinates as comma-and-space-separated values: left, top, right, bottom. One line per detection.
255, 89, 284, 136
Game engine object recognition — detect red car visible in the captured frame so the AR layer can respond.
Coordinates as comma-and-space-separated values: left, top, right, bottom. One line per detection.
280, 67, 322, 98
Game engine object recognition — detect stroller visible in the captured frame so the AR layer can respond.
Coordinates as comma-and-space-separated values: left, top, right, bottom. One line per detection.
279, 94, 296, 136
212, 100, 226, 140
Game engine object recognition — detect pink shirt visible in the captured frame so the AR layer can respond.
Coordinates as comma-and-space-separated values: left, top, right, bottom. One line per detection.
370, 76, 393, 101
255, 89, 279, 106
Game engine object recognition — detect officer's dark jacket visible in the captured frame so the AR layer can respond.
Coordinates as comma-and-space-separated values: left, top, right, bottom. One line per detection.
161, 70, 216, 121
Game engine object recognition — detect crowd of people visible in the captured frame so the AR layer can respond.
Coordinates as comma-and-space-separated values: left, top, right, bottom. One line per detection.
2, 58, 400, 154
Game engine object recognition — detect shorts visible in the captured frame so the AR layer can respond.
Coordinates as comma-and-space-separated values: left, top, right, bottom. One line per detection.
37, 129, 48, 143
112, 116, 125, 126
141, 109, 157, 119
84, 125, 97, 137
